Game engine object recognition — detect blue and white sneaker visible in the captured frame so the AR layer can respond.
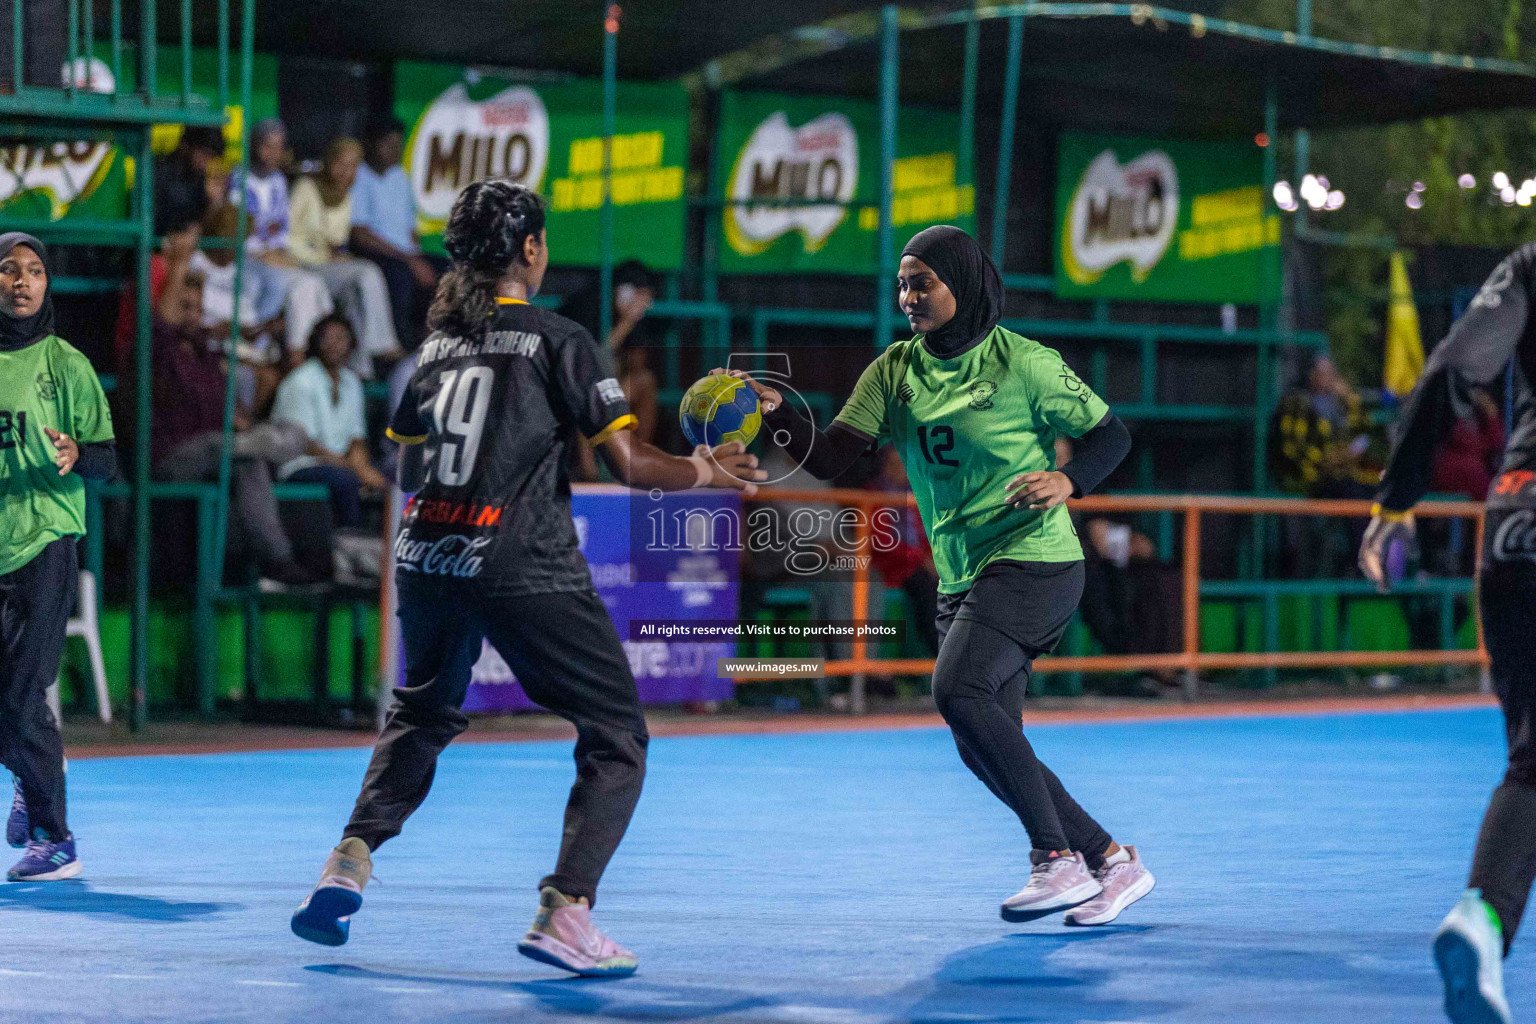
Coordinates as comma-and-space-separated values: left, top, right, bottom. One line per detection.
1434, 889, 1512, 1024
7, 777, 27, 849
291, 837, 372, 946
7, 834, 81, 881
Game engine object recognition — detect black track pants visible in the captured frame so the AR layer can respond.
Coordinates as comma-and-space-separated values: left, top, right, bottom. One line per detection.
1468, 506, 1536, 952
0, 537, 76, 842
345, 574, 648, 906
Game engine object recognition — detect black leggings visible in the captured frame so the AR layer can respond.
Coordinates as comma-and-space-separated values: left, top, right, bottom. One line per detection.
1468, 507, 1536, 952
932, 559, 1111, 858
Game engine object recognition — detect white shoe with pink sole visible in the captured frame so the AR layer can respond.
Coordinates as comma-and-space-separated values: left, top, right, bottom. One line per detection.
1065, 845, 1155, 926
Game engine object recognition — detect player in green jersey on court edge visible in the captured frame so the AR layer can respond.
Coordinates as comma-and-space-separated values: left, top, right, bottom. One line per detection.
714, 224, 1153, 925
0, 233, 117, 882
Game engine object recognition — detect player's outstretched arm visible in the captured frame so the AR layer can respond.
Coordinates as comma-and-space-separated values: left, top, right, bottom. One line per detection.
708, 368, 872, 481
599, 429, 767, 495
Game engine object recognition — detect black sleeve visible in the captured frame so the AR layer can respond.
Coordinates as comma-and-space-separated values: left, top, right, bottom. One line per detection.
74, 439, 117, 481
552, 324, 633, 443
763, 401, 874, 481
1377, 245, 1533, 511
1060, 412, 1130, 497
386, 375, 428, 445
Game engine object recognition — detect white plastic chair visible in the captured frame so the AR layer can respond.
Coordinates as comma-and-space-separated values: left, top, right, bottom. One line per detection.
49, 570, 111, 726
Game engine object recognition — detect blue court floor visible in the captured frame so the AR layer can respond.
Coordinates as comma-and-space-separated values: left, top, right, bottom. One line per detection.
0, 706, 1526, 1024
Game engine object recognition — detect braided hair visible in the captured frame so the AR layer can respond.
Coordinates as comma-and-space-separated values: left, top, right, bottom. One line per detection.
428, 180, 547, 339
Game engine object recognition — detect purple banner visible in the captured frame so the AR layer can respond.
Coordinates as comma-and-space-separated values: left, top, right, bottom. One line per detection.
448, 487, 741, 713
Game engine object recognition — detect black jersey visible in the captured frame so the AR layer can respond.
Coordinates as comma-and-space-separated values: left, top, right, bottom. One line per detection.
386, 298, 634, 595
1378, 242, 1536, 511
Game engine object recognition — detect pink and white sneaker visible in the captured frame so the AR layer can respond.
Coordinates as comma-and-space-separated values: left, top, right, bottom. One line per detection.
1065, 846, 1155, 926
1000, 851, 1103, 922
517, 886, 638, 978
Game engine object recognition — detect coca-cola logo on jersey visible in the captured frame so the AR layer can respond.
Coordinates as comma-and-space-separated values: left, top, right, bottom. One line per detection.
1492, 510, 1536, 562
394, 531, 493, 578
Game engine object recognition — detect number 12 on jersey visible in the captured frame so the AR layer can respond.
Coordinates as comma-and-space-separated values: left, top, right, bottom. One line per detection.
917, 424, 958, 467
432, 367, 494, 486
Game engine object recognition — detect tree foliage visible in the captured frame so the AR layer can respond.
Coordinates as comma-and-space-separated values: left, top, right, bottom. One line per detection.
1211, 0, 1536, 382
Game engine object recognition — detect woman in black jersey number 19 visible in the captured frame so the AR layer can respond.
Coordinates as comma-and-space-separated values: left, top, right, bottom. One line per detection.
1361, 241, 1536, 1024
290, 181, 765, 977
717, 225, 1154, 925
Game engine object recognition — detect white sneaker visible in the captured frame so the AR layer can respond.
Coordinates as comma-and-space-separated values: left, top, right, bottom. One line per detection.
1000, 852, 1102, 922
517, 887, 638, 977
1065, 846, 1155, 925
1433, 889, 1512, 1024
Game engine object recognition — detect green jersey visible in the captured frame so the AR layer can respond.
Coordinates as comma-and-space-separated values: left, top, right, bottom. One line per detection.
0, 335, 114, 576
833, 325, 1109, 594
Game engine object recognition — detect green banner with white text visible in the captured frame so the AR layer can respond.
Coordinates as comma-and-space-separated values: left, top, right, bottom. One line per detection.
393, 61, 688, 269
1054, 133, 1278, 304
714, 90, 975, 275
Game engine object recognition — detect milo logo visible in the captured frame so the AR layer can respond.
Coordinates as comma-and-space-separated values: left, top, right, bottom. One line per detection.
0, 60, 118, 221
0, 141, 116, 221
406, 83, 550, 234
724, 110, 857, 257
1062, 148, 1179, 286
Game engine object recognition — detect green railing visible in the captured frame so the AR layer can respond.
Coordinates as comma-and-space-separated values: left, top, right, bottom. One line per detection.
1, 0, 226, 126
5, 0, 253, 728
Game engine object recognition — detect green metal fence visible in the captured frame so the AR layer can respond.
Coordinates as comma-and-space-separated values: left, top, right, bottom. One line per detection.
4, 0, 253, 729
21, 2, 1513, 720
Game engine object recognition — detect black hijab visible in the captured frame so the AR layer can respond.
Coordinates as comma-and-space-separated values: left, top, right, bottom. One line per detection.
900, 225, 1004, 358
0, 232, 55, 352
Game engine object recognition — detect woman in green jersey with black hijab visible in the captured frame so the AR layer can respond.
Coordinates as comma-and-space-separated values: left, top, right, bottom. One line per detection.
719, 225, 1155, 926
0, 232, 116, 882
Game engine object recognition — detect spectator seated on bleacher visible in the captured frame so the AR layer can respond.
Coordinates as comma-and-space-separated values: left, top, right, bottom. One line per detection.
236, 118, 336, 372
348, 115, 447, 347
191, 203, 287, 413
152, 126, 225, 237
115, 128, 226, 379
287, 136, 403, 379
150, 226, 320, 589
559, 261, 662, 482
1271, 354, 1384, 577
271, 314, 387, 532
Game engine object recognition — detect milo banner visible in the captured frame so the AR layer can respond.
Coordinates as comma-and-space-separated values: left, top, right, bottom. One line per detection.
393, 61, 688, 269
0, 46, 278, 223
715, 90, 975, 275
456, 489, 739, 713
1054, 133, 1279, 304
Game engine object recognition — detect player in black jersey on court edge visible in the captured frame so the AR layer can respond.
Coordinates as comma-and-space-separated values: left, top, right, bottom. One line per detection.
1361, 241, 1536, 1024
290, 181, 764, 977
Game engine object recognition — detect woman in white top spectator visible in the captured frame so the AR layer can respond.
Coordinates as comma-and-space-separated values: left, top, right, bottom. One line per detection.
236, 118, 334, 370
190, 202, 286, 413
289, 137, 403, 378
270, 314, 387, 530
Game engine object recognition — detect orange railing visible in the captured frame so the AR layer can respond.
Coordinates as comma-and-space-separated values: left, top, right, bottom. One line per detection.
745, 491, 1488, 689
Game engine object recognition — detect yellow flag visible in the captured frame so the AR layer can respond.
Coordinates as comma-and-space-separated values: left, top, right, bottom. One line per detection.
1384, 251, 1425, 398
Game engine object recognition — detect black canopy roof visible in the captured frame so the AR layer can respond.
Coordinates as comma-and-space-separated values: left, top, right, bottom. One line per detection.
240, 1, 1535, 134
706, 5, 1536, 136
